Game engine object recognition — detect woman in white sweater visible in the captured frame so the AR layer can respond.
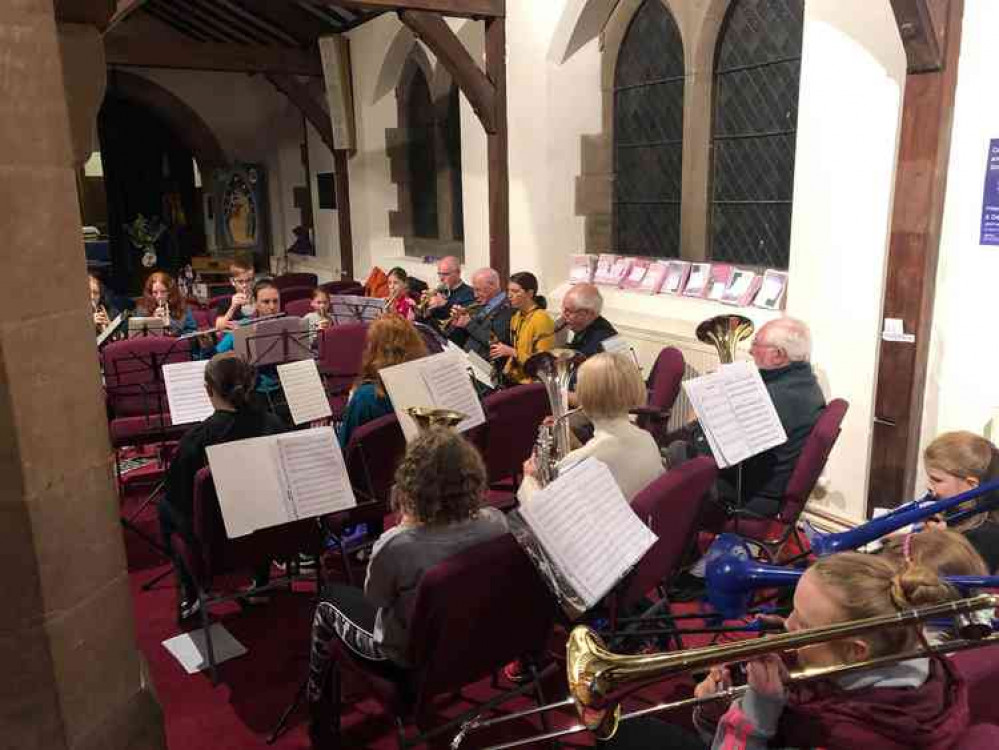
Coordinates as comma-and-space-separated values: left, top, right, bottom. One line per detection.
519, 352, 664, 503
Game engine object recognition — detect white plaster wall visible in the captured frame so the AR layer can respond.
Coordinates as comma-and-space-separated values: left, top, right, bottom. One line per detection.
344, 1, 600, 291
130, 68, 344, 280
780, 1, 905, 521
919, 2, 999, 471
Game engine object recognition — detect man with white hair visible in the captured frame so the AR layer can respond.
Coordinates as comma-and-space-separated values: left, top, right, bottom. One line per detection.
672, 316, 825, 518
561, 283, 618, 357
449, 267, 513, 362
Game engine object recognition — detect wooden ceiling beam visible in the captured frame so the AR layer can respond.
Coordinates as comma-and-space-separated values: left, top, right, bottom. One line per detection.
265, 73, 337, 152
336, 0, 504, 19
399, 10, 497, 133
236, 0, 324, 46
100, 0, 150, 33
890, 0, 945, 73
104, 34, 323, 75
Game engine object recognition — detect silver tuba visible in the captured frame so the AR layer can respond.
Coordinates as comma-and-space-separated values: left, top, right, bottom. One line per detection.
524, 348, 585, 486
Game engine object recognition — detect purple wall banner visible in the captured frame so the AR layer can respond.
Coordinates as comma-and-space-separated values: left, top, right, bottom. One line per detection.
980, 139, 999, 245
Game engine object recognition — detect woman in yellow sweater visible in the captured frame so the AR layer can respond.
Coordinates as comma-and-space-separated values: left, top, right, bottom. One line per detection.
490, 271, 556, 385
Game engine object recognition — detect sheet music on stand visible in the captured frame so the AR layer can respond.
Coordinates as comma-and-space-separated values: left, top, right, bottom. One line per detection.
379, 351, 487, 441
328, 295, 384, 324
444, 340, 495, 389
128, 316, 166, 338
682, 360, 787, 469
96, 313, 125, 348
232, 316, 311, 366
162, 359, 214, 425
509, 458, 658, 620
206, 426, 356, 538
277, 359, 332, 425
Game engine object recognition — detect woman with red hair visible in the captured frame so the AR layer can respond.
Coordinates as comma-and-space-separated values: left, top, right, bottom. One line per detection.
137, 271, 197, 336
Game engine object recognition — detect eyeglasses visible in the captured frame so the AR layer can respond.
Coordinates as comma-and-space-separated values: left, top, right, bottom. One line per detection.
438, 270, 457, 277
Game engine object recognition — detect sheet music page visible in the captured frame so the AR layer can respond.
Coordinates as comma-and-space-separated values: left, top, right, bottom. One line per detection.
206, 436, 289, 538
275, 427, 356, 519
162, 360, 214, 425
97, 313, 124, 346
719, 361, 787, 455
464, 349, 496, 388
420, 353, 486, 433
683, 375, 749, 468
379, 355, 438, 441
277, 359, 332, 425
519, 459, 657, 609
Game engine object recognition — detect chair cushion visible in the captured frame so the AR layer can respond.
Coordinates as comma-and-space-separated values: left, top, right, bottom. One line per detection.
109, 414, 189, 447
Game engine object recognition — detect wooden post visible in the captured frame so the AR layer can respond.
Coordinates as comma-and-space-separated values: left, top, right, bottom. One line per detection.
868, 0, 964, 510
333, 150, 355, 280
485, 16, 509, 283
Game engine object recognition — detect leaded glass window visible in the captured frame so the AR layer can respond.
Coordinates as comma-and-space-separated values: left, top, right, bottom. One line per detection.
613, 0, 685, 258
709, 0, 804, 269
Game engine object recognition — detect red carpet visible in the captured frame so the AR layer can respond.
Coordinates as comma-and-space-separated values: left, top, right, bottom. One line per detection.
121, 477, 722, 749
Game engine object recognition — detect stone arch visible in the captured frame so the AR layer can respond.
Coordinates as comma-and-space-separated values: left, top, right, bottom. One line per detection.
105, 69, 228, 171
373, 26, 421, 104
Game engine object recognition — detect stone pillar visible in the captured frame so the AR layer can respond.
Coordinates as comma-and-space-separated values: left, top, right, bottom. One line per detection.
0, 3, 166, 749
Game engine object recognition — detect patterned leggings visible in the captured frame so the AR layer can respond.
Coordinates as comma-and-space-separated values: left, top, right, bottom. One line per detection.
308, 584, 388, 701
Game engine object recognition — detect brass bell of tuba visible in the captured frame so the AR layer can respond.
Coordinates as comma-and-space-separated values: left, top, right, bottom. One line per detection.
696, 314, 754, 364
406, 406, 467, 431
524, 348, 585, 486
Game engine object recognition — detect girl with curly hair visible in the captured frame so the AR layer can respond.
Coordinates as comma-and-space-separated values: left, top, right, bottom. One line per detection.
136, 270, 197, 335
307, 428, 508, 747
336, 315, 428, 447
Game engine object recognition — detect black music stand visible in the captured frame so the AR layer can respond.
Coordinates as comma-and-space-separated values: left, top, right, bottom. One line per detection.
328, 294, 384, 324
233, 316, 314, 419
103, 336, 192, 587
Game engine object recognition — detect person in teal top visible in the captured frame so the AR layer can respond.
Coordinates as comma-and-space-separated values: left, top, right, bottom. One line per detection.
337, 315, 428, 448
212, 278, 283, 395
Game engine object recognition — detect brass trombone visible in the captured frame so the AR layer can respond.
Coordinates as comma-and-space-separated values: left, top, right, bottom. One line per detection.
451, 593, 999, 750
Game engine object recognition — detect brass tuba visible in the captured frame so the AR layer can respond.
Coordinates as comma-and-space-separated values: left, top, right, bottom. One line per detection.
524, 348, 584, 486
696, 314, 754, 364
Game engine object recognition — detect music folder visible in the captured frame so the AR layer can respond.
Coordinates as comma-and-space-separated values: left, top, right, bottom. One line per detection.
206, 426, 356, 538
379, 351, 487, 441
682, 360, 787, 469
509, 458, 658, 620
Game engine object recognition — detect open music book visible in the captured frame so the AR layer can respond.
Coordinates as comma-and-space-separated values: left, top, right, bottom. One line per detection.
509, 458, 658, 620
127, 316, 166, 337
277, 359, 332, 425
328, 295, 384, 324
682, 361, 787, 469
445, 340, 495, 389
162, 359, 215, 425
206, 427, 356, 538
379, 351, 487, 441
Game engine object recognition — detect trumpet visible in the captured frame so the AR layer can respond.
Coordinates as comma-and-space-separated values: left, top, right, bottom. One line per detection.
92, 299, 109, 333
696, 314, 754, 364
452, 593, 999, 749
442, 301, 484, 333
415, 283, 448, 318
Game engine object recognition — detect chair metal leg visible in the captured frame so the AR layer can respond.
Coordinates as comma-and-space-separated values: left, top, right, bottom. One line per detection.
332, 661, 342, 743
198, 591, 218, 685
266, 677, 308, 745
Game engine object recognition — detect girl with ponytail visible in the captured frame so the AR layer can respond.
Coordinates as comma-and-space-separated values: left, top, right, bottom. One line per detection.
686, 552, 970, 750
160, 353, 287, 620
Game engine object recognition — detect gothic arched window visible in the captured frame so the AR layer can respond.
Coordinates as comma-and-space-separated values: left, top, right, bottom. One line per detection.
709, 0, 804, 269
402, 64, 438, 239
613, 0, 685, 258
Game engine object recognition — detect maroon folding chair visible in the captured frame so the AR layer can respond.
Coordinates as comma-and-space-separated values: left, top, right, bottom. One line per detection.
317, 322, 368, 420
481, 383, 552, 511
208, 294, 232, 314
102, 335, 193, 487
279, 285, 315, 310
604, 457, 717, 644
725, 399, 849, 558
632, 346, 685, 444
283, 298, 313, 318
319, 280, 364, 297
274, 272, 318, 290
956, 725, 999, 749
320, 534, 557, 748
175, 467, 324, 683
